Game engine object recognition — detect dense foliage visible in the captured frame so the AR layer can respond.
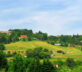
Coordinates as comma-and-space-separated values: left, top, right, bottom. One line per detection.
0, 50, 8, 70
0, 44, 5, 50
0, 52, 82, 72
26, 47, 52, 59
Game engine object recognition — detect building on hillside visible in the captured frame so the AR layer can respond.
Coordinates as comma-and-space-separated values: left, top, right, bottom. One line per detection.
0, 31, 11, 35
19, 35, 28, 41
20, 35, 27, 39
55, 43, 61, 46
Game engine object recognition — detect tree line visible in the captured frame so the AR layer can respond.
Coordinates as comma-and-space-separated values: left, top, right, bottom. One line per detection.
0, 29, 82, 47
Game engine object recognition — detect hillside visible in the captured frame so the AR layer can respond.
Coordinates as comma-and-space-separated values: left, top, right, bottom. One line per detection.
3, 41, 82, 61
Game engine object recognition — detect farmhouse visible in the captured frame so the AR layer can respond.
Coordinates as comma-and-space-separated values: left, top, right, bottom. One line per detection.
20, 35, 27, 39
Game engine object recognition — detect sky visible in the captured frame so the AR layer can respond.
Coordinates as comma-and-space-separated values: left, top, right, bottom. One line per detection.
0, 0, 82, 35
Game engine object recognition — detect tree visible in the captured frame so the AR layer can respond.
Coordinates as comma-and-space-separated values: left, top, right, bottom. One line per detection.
28, 58, 41, 72
12, 54, 26, 72
0, 44, 5, 50
41, 59, 56, 72
42, 33, 48, 40
0, 50, 8, 70
66, 58, 75, 69
26, 47, 52, 59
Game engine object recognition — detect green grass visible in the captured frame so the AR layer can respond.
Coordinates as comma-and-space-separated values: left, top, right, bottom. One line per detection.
4, 41, 82, 60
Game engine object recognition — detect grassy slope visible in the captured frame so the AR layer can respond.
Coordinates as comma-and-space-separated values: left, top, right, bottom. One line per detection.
5, 41, 82, 60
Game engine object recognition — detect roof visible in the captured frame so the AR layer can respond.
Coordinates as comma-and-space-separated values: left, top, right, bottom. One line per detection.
20, 35, 27, 38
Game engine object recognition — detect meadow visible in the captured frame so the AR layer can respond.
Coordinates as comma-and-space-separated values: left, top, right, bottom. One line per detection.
4, 41, 82, 61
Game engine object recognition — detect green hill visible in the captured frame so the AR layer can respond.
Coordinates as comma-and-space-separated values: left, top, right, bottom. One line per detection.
4, 41, 82, 60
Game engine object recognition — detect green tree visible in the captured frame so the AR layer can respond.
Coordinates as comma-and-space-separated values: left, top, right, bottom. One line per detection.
66, 58, 75, 69
26, 47, 52, 59
0, 50, 8, 70
28, 58, 41, 72
12, 54, 26, 72
0, 44, 5, 50
41, 59, 56, 72
42, 33, 48, 40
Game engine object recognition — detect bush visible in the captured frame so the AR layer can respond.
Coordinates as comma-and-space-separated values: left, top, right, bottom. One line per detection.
28, 37, 32, 41
9, 54, 26, 72
26, 47, 52, 59
0, 44, 5, 50
47, 41, 55, 45
61, 42, 69, 47
28, 58, 41, 72
66, 58, 75, 69
72, 66, 82, 72
57, 50, 65, 54
58, 65, 71, 72
0, 50, 8, 70
41, 59, 57, 72
75, 61, 82, 66
54, 60, 64, 67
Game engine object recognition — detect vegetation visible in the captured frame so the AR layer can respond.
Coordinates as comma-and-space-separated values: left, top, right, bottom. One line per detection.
66, 58, 75, 69
0, 44, 5, 50
26, 47, 52, 59
0, 51, 82, 72
0, 29, 82, 72
0, 50, 8, 71
0, 29, 82, 47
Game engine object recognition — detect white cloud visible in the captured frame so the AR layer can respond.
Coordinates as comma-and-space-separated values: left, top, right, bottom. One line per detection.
0, 0, 82, 35
29, 5, 81, 35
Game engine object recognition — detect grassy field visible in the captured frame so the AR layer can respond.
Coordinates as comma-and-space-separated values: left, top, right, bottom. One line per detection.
4, 41, 82, 60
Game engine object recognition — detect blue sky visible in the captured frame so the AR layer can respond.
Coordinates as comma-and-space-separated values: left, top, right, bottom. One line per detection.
0, 0, 82, 35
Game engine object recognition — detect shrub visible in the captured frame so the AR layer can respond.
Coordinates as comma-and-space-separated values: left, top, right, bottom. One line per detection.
54, 60, 64, 67
0, 44, 5, 50
26, 47, 52, 59
0, 50, 8, 70
41, 59, 57, 72
58, 65, 71, 72
28, 37, 32, 41
57, 50, 65, 54
47, 41, 55, 45
66, 58, 75, 69
11, 54, 26, 72
72, 66, 82, 72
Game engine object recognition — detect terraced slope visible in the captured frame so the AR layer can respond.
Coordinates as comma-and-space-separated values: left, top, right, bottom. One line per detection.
4, 41, 82, 60
5, 41, 82, 54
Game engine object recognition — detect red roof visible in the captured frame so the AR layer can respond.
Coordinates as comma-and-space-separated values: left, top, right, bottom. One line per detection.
20, 35, 27, 38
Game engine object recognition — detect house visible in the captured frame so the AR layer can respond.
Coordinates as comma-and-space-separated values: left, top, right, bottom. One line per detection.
20, 35, 27, 39
55, 43, 61, 46
0, 31, 11, 35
